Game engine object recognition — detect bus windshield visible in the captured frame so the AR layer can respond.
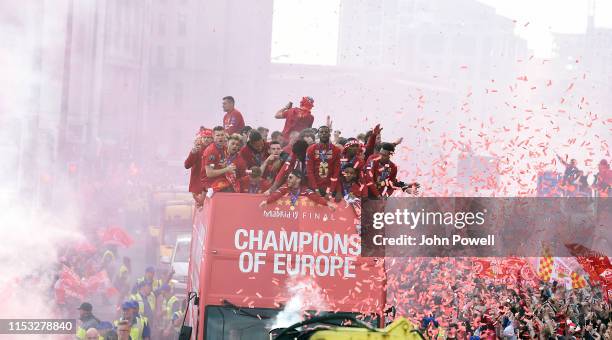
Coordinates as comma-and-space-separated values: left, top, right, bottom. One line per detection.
204, 305, 379, 340
173, 239, 190, 262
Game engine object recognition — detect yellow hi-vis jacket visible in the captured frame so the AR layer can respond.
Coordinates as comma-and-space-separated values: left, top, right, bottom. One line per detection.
130, 292, 156, 317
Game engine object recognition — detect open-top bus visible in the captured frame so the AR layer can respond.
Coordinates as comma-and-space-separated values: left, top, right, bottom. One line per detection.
186, 193, 386, 339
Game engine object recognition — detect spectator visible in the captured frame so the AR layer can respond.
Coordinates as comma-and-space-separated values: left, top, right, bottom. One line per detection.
116, 319, 132, 340
96, 321, 113, 339
76, 302, 100, 340
593, 159, 611, 196
115, 301, 150, 340
130, 282, 156, 329
114, 257, 131, 305
557, 154, 580, 189
222, 96, 245, 135
132, 266, 166, 294
159, 284, 180, 338
85, 328, 100, 340
275, 97, 315, 141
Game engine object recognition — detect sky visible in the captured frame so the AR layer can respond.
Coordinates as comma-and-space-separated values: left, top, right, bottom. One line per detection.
271, 0, 341, 65
270, 0, 612, 65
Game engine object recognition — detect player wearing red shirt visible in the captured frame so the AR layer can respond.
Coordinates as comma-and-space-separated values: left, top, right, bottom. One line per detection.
222, 96, 245, 135
336, 166, 366, 199
275, 96, 314, 141
306, 126, 341, 196
201, 126, 233, 192
259, 170, 335, 210
335, 166, 366, 218
261, 141, 284, 182
224, 134, 248, 192
185, 128, 213, 204
364, 143, 418, 198
267, 140, 309, 194
239, 131, 269, 170
340, 138, 366, 174
239, 167, 271, 194
364, 123, 403, 160
282, 131, 300, 154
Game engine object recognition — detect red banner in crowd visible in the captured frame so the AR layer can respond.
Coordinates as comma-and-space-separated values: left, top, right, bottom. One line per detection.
56, 266, 114, 302
99, 226, 134, 247
83, 270, 110, 294
566, 243, 612, 301
472, 257, 539, 286
58, 265, 87, 301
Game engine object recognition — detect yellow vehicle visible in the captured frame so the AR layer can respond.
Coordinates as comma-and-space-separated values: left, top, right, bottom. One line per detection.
149, 190, 194, 295
271, 315, 424, 340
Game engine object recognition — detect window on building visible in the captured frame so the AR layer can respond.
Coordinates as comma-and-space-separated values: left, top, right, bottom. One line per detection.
178, 14, 187, 36
157, 46, 165, 67
177, 47, 185, 69
174, 82, 183, 107
159, 14, 166, 36
271, 0, 340, 65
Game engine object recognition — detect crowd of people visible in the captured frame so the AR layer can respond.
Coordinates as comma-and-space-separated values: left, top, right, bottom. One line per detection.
185, 95, 420, 216
555, 155, 611, 197
389, 258, 611, 339
49, 220, 182, 340
64, 251, 184, 340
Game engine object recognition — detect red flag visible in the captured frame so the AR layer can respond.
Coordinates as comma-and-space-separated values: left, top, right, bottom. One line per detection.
83, 270, 110, 295
59, 265, 86, 299
100, 226, 134, 247
566, 243, 612, 300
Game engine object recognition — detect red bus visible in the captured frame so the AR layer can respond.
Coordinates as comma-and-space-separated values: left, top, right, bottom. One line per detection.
186, 193, 386, 339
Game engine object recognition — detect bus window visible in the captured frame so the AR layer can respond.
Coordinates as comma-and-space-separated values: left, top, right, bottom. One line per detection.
204, 306, 278, 340
203, 305, 378, 340
174, 240, 190, 263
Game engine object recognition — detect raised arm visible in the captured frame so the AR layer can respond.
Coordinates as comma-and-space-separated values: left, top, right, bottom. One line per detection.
556, 153, 568, 167
364, 124, 381, 160
274, 102, 293, 119
184, 150, 197, 169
